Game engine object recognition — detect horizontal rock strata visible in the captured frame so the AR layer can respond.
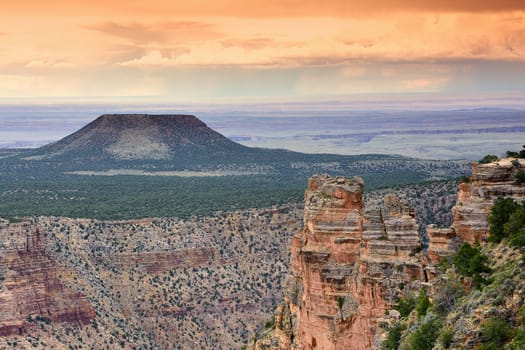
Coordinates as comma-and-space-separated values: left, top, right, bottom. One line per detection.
0, 221, 95, 336
452, 158, 525, 243
272, 175, 426, 350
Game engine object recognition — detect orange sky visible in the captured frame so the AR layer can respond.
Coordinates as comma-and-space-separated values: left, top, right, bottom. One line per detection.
1, 0, 524, 101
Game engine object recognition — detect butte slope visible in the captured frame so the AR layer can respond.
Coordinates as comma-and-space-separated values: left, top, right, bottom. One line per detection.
23, 114, 257, 169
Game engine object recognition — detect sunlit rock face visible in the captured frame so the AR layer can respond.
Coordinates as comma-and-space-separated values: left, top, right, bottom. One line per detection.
280, 175, 426, 350
427, 225, 457, 263
452, 158, 525, 243
426, 158, 525, 264
254, 158, 525, 350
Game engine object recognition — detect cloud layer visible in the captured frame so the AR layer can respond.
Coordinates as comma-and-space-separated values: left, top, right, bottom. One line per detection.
0, 1, 524, 99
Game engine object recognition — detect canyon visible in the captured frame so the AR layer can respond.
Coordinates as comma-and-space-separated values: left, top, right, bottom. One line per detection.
0, 179, 459, 349
253, 157, 525, 350
0, 208, 303, 349
1, 155, 521, 349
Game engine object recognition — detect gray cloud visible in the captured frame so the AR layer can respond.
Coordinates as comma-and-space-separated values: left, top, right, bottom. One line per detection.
85, 21, 220, 44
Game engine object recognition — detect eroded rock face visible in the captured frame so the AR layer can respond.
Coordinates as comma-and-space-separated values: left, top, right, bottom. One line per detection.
266, 174, 426, 350
426, 158, 525, 263
254, 160, 525, 350
291, 175, 364, 350
0, 221, 95, 336
452, 158, 525, 243
426, 225, 458, 263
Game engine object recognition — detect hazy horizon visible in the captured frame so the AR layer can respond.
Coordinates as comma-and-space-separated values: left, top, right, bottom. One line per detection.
1, 99, 524, 161
1, 1, 524, 160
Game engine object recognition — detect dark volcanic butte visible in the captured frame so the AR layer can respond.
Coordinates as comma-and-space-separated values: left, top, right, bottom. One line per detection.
29, 114, 249, 162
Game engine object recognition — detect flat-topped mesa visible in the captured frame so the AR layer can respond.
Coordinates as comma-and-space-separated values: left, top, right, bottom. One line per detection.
96, 114, 207, 128
452, 158, 525, 243
0, 221, 95, 336
29, 113, 248, 163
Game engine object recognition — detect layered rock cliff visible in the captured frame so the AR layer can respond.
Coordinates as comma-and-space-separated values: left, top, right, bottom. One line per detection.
451, 158, 525, 243
0, 221, 95, 336
427, 158, 525, 262
395, 156, 525, 350
254, 175, 427, 350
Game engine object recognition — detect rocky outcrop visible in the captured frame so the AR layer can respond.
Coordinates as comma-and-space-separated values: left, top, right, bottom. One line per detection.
258, 175, 426, 350
426, 225, 458, 263
425, 157, 525, 264
426, 158, 525, 249
290, 175, 365, 350
253, 160, 525, 350
0, 221, 95, 336
451, 158, 525, 243
113, 247, 217, 273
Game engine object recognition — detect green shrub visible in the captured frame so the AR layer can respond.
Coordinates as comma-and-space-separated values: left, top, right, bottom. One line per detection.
453, 242, 490, 276
337, 296, 344, 310
416, 289, 431, 317
505, 204, 525, 247
489, 198, 525, 247
507, 146, 525, 159
264, 316, 274, 329
479, 318, 514, 350
382, 322, 405, 350
515, 170, 525, 185
508, 228, 525, 248
401, 317, 442, 350
510, 326, 525, 349
452, 242, 491, 288
395, 294, 416, 318
479, 155, 498, 164
438, 326, 454, 348
488, 198, 519, 243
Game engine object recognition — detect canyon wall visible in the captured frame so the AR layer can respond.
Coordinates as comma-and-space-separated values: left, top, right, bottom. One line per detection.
427, 158, 525, 263
257, 157, 525, 349
255, 175, 427, 350
451, 158, 525, 243
1, 208, 303, 349
0, 220, 95, 336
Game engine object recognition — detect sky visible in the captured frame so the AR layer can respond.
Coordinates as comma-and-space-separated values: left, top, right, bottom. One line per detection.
1, 1, 525, 102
